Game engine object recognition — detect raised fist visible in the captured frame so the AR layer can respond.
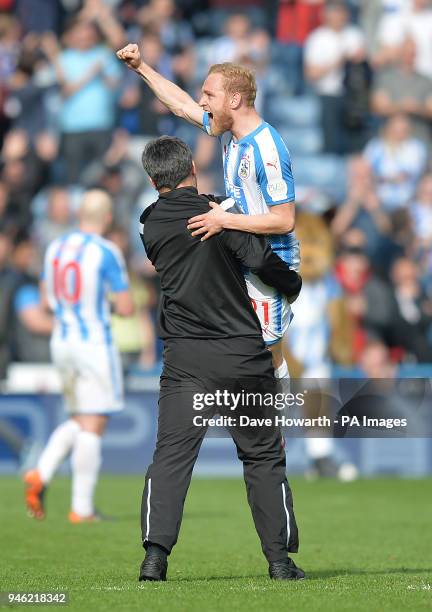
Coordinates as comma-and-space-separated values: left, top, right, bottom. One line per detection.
116, 44, 141, 70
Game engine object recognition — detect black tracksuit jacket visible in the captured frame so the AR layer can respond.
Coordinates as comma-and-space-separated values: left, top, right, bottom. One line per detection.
140, 186, 301, 346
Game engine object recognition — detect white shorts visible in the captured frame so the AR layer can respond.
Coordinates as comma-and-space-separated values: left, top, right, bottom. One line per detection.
246, 240, 301, 346
51, 338, 124, 415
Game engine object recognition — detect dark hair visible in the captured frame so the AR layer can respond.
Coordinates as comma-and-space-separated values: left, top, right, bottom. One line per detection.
142, 136, 193, 191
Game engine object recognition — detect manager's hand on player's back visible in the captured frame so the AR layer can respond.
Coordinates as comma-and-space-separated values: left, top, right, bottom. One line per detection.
117, 44, 142, 70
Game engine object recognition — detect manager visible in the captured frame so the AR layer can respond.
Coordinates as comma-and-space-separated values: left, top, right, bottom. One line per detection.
138, 136, 305, 582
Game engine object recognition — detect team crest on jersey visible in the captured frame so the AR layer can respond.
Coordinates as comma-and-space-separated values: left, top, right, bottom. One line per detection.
238, 156, 250, 179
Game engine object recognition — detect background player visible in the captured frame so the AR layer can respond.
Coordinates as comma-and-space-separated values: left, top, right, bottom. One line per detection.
116, 46, 299, 381
24, 190, 134, 522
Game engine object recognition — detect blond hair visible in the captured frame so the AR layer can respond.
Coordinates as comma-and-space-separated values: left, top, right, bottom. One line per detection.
208, 62, 257, 107
80, 189, 112, 224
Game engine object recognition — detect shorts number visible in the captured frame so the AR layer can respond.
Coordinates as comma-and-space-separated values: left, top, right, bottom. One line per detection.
53, 259, 81, 304
250, 298, 270, 327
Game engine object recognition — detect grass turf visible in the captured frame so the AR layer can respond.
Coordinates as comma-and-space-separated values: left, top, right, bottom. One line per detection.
1, 476, 431, 611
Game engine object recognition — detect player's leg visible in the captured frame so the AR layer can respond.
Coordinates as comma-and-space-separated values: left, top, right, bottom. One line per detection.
266, 295, 292, 385
68, 342, 124, 523
246, 275, 291, 379
24, 342, 80, 519
269, 340, 289, 378
69, 414, 108, 522
248, 233, 300, 378
36, 419, 82, 484
24, 419, 81, 520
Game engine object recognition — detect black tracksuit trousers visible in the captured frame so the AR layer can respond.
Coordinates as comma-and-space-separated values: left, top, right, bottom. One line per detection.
140, 346, 299, 562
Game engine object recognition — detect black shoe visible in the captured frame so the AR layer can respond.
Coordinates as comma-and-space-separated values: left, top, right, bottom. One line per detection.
139, 551, 168, 582
269, 557, 306, 580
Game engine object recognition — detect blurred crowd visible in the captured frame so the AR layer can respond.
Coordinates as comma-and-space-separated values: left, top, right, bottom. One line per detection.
0, 0, 432, 379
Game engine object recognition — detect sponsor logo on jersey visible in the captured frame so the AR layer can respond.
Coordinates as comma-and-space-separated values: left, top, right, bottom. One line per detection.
267, 180, 287, 200
225, 180, 243, 201
238, 156, 251, 180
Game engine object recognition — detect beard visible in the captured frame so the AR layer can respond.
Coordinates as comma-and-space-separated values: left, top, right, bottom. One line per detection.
210, 107, 234, 136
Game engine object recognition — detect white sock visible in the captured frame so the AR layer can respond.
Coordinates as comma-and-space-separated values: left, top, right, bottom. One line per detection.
71, 431, 102, 517
305, 437, 334, 459
275, 359, 289, 379
37, 420, 81, 484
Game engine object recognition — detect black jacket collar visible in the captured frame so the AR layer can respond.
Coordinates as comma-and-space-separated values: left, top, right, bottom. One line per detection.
158, 186, 199, 200
140, 187, 204, 224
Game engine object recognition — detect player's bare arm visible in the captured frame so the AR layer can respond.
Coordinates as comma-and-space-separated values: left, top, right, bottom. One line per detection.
187, 201, 295, 241
112, 289, 134, 317
116, 43, 203, 127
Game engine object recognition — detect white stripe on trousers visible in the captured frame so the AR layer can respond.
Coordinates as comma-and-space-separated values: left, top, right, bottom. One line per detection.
145, 478, 152, 541
281, 482, 290, 547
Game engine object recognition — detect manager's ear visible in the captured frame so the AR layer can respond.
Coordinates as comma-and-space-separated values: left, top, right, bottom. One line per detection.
148, 176, 157, 190
191, 160, 197, 176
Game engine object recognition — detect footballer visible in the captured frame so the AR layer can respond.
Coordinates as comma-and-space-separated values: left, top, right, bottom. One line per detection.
24, 191, 134, 522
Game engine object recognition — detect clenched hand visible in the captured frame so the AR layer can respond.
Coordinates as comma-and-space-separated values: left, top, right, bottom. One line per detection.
116, 44, 141, 70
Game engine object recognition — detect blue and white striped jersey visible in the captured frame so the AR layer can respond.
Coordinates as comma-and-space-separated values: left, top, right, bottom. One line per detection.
202, 113, 298, 263
43, 231, 129, 344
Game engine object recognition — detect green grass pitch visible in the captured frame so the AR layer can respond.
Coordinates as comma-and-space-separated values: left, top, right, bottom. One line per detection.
1, 476, 432, 611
